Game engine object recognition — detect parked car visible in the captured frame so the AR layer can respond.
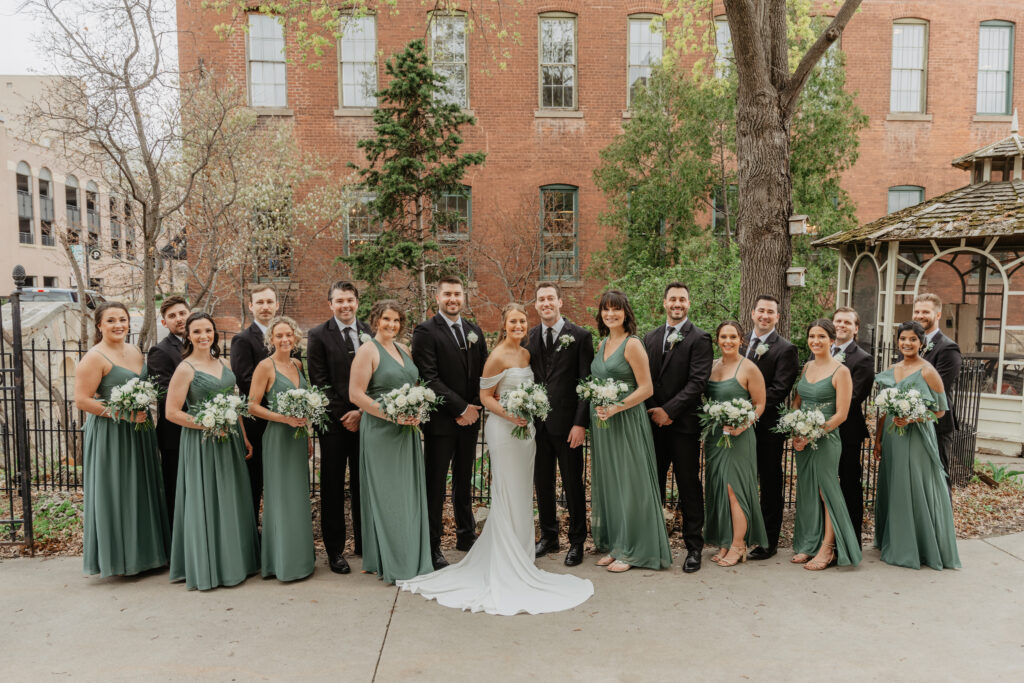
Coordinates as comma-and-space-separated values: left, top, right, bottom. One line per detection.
17, 288, 108, 309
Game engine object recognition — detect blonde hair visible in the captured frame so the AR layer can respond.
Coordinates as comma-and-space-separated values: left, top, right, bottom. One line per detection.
368, 300, 406, 336
497, 303, 528, 343
914, 292, 943, 310
264, 316, 303, 352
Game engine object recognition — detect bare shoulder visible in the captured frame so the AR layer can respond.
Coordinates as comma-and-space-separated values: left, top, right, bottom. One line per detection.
395, 341, 411, 355
921, 362, 943, 387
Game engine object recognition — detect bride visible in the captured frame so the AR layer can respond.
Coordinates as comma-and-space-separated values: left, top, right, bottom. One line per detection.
398, 303, 594, 615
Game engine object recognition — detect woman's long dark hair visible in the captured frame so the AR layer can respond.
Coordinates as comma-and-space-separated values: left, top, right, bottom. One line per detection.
806, 318, 837, 342
896, 320, 927, 349
595, 290, 637, 337
92, 301, 130, 345
181, 312, 221, 359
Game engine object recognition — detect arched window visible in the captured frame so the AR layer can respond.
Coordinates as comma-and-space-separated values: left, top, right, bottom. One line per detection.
851, 257, 880, 354
39, 168, 54, 246
16, 161, 33, 244
86, 181, 100, 247
65, 174, 80, 244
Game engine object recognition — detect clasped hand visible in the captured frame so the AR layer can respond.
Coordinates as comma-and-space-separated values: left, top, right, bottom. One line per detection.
396, 414, 421, 427
595, 405, 619, 421
456, 404, 481, 426
722, 421, 750, 437
282, 415, 307, 429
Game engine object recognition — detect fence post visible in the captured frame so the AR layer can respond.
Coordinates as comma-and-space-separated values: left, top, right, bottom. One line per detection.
9, 266, 34, 554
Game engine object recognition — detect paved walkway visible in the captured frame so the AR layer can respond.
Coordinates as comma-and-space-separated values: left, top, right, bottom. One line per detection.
3, 534, 1024, 681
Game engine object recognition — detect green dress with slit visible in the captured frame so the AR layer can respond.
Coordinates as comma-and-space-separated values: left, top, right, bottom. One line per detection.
169, 362, 260, 590
359, 340, 432, 584
791, 368, 862, 566
260, 359, 315, 582
589, 337, 672, 570
874, 367, 960, 570
703, 360, 769, 550
83, 358, 171, 577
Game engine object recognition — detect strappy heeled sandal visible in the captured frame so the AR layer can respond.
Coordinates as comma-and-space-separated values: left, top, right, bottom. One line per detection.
596, 554, 615, 567
607, 560, 632, 573
804, 544, 837, 571
791, 553, 811, 564
716, 545, 747, 567
711, 547, 729, 563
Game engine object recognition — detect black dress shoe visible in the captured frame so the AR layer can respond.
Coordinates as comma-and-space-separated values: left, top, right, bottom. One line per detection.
431, 549, 449, 570
564, 543, 584, 567
455, 535, 477, 552
748, 545, 778, 561
535, 537, 560, 558
329, 553, 351, 574
682, 549, 702, 573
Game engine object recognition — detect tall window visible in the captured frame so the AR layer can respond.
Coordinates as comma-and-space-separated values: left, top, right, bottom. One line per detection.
978, 21, 1014, 115
890, 19, 928, 113
65, 174, 80, 244
435, 187, 471, 240
539, 14, 577, 109
540, 185, 578, 279
86, 181, 100, 248
344, 193, 382, 255
16, 161, 33, 244
888, 185, 924, 213
123, 201, 135, 257
109, 197, 121, 257
627, 15, 663, 106
39, 168, 54, 246
430, 14, 468, 108
248, 14, 287, 108
339, 15, 377, 108
714, 17, 732, 78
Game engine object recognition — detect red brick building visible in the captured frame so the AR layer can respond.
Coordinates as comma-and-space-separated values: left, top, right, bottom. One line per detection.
175, 0, 1024, 331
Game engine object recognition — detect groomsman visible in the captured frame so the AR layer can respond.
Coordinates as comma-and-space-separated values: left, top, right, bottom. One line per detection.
146, 295, 190, 525
230, 284, 279, 523
412, 276, 488, 569
307, 281, 371, 574
643, 282, 713, 573
746, 294, 800, 561
525, 283, 594, 567
831, 306, 874, 545
913, 292, 962, 492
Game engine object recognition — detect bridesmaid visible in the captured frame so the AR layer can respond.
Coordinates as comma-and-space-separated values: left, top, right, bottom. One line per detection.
247, 316, 315, 582
349, 300, 432, 583
703, 321, 769, 568
873, 321, 960, 570
74, 302, 170, 577
589, 290, 672, 573
790, 319, 862, 570
166, 313, 260, 590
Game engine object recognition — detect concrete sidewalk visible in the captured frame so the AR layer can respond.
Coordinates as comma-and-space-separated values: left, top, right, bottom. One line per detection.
3, 535, 1024, 682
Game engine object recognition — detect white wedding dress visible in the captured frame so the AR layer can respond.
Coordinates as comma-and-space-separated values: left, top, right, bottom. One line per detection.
397, 367, 594, 615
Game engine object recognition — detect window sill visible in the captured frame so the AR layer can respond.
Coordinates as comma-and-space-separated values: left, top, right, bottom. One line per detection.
973, 114, 1013, 122
537, 279, 583, 288
334, 108, 375, 117
534, 109, 583, 119
251, 107, 294, 117
622, 110, 633, 119
886, 112, 932, 122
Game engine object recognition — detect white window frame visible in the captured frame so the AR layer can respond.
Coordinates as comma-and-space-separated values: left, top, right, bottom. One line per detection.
887, 185, 925, 214
977, 20, 1014, 115
626, 14, 663, 107
247, 14, 288, 109
714, 16, 732, 79
338, 15, 377, 108
344, 193, 383, 255
539, 13, 578, 110
890, 19, 929, 114
430, 13, 469, 109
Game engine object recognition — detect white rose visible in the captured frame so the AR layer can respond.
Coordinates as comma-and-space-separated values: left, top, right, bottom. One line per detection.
225, 409, 237, 421
896, 399, 911, 413
424, 389, 436, 402
395, 396, 408, 408
201, 414, 217, 428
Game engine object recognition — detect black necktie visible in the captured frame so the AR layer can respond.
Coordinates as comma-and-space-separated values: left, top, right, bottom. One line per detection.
831, 346, 839, 357
663, 326, 674, 352
452, 323, 467, 351
341, 326, 355, 355
747, 336, 758, 359
545, 327, 555, 351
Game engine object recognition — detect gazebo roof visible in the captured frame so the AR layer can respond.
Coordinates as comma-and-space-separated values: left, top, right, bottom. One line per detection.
951, 133, 1024, 169
813, 180, 1024, 247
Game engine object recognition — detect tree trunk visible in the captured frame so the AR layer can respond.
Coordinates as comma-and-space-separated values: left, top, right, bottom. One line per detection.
139, 208, 159, 350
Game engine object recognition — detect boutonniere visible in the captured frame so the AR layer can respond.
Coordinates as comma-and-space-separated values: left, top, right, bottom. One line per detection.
556, 334, 574, 351
359, 332, 372, 345
466, 331, 479, 346
666, 331, 685, 349
755, 342, 770, 359
834, 350, 846, 364
924, 341, 935, 354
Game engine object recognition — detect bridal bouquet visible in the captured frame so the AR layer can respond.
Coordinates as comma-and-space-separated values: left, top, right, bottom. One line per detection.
271, 385, 330, 439
192, 390, 251, 443
773, 406, 829, 450
872, 387, 937, 436
499, 380, 550, 440
106, 377, 162, 431
699, 397, 757, 448
378, 382, 443, 431
576, 376, 631, 428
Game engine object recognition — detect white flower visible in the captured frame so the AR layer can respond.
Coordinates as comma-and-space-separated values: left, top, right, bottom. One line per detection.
424, 388, 436, 402
924, 341, 935, 353
557, 334, 574, 351
360, 332, 372, 344
618, 382, 629, 393
755, 342, 770, 358
897, 399, 911, 412
224, 409, 237, 421
466, 331, 479, 345
666, 331, 684, 348
201, 414, 217, 428
395, 395, 408, 407
834, 351, 846, 364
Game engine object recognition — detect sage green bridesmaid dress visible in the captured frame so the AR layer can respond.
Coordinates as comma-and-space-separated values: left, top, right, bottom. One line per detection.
169, 361, 260, 590
589, 337, 672, 570
791, 367, 862, 566
703, 360, 768, 551
874, 367, 960, 570
83, 356, 171, 577
260, 359, 315, 582
359, 340, 432, 584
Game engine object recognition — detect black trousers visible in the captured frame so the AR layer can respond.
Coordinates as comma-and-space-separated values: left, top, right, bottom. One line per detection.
938, 429, 954, 497
243, 416, 266, 524
319, 423, 361, 557
838, 432, 864, 546
652, 429, 703, 552
424, 426, 479, 551
534, 424, 587, 546
755, 428, 786, 549
156, 428, 181, 530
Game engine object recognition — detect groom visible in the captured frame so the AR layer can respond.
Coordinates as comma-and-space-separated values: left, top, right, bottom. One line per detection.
412, 276, 488, 570
525, 283, 594, 567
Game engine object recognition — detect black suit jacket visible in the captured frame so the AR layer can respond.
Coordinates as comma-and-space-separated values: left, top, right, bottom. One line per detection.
749, 330, 800, 434
922, 331, 961, 434
837, 340, 874, 444
411, 313, 488, 436
230, 322, 270, 398
306, 317, 372, 423
524, 319, 593, 435
147, 333, 183, 452
642, 320, 713, 434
